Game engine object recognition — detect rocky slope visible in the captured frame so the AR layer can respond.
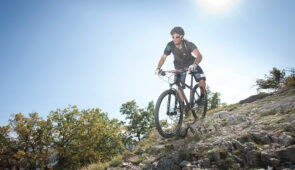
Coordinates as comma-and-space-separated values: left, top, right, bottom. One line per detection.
92, 87, 295, 170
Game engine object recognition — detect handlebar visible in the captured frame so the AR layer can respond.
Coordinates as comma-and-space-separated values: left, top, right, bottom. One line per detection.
159, 68, 189, 76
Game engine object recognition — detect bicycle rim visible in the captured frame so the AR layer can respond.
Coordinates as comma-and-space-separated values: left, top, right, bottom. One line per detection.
155, 89, 183, 138
192, 85, 207, 119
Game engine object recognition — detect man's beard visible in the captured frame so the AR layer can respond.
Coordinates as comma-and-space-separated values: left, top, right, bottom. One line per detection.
174, 41, 182, 45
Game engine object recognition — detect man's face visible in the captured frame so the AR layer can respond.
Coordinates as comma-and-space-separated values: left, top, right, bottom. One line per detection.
172, 33, 183, 45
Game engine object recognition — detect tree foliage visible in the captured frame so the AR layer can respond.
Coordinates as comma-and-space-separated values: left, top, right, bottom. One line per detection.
255, 67, 295, 91
1, 105, 126, 169
210, 92, 221, 110
120, 101, 155, 142
206, 86, 222, 110
256, 67, 286, 91
8, 112, 54, 169
284, 67, 295, 88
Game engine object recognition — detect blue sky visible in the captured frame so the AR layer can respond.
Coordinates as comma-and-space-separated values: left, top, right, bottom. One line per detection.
0, 0, 294, 125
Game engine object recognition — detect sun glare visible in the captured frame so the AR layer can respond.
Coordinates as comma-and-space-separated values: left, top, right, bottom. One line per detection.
198, 0, 239, 13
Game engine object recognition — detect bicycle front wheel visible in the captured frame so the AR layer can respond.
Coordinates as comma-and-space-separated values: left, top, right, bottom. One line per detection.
191, 84, 207, 119
154, 89, 183, 138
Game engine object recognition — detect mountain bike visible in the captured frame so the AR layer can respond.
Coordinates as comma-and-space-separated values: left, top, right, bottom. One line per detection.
154, 68, 207, 138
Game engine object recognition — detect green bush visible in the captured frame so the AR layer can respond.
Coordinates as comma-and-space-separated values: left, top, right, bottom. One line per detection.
285, 76, 295, 88
109, 156, 122, 167
134, 156, 146, 165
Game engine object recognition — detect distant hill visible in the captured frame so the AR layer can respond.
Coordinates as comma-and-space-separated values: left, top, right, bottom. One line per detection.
84, 87, 295, 170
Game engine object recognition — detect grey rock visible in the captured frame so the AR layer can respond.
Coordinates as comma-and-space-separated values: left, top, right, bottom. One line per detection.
143, 156, 157, 164
232, 154, 245, 166
278, 133, 293, 145
217, 111, 232, 119
251, 131, 272, 144
201, 158, 211, 168
179, 160, 191, 167
246, 150, 261, 166
239, 93, 270, 104
122, 162, 131, 167
156, 152, 181, 170
269, 135, 279, 144
259, 96, 295, 115
276, 145, 295, 162
172, 139, 186, 148
150, 145, 165, 154
207, 124, 216, 132
260, 145, 295, 167
186, 127, 195, 138
179, 125, 188, 137
142, 164, 155, 170
245, 142, 258, 152
269, 158, 280, 167
232, 139, 247, 152
208, 151, 221, 162
267, 166, 275, 170
261, 150, 271, 166
226, 115, 245, 125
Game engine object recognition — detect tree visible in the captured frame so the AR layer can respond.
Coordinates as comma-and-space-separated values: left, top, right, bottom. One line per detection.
49, 105, 125, 169
76, 108, 124, 164
210, 92, 221, 110
0, 125, 16, 169
256, 67, 295, 91
256, 67, 286, 91
120, 101, 154, 141
49, 105, 81, 169
284, 67, 295, 88
2, 105, 127, 169
9, 112, 54, 169
206, 86, 222, 110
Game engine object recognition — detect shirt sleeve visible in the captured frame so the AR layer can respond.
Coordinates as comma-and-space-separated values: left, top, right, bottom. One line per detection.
164, 43, 172, 55
187, 41, 197, 52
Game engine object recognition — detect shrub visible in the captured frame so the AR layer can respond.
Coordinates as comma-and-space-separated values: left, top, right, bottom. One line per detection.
134, 156, 146, 165
109, 156, 122, 167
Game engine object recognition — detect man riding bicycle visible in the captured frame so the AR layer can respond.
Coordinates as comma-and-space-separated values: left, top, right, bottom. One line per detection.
155, 26, 206, 105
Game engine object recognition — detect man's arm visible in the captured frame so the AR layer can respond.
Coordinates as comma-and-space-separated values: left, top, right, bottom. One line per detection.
192, 48, 202, 64
157, 54, 168, 69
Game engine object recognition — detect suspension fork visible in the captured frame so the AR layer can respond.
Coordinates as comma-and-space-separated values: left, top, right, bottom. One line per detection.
189, 73, 194, 105
167, 92, 171, 115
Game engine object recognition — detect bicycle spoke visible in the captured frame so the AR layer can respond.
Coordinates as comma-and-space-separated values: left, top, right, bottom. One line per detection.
155, 90, 183, 138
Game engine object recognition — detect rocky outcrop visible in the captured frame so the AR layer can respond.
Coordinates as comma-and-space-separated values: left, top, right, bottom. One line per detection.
239, 93, 270, 104
112, 88, 295, 170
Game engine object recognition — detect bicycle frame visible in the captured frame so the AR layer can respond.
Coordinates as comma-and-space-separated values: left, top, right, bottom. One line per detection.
165, 70, 199, 112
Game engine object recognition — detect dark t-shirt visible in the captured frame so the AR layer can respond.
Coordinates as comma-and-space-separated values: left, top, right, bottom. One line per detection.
164, 40, 197, 69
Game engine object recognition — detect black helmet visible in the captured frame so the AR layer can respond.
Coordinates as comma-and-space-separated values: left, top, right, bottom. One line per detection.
170, 26, 185, 36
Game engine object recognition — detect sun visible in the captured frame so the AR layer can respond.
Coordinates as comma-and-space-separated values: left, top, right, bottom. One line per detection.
198, 0, 239, 13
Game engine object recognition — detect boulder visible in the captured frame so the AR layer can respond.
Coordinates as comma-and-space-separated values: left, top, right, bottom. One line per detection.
276, 145, 295, 162
149, 145, 165, 154
278, 133, 294, 145
239, 93, 270, 104
246, 150, 261, 167
179, 160, 192, 167
156, 152, 181, 170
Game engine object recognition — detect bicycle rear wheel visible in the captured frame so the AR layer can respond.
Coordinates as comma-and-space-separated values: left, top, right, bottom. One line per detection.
154, 89, 183, 138
191, 84, 207, 119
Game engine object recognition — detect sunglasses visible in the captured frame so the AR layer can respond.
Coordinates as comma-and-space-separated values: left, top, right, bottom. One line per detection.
172, 36, 182, 39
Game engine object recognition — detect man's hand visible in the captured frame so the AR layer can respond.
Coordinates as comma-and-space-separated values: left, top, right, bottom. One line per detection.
189, 63, 198, 72
155, 68, 161, 75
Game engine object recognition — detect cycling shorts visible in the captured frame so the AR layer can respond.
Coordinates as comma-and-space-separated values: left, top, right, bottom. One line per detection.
175, 65, 206, 89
